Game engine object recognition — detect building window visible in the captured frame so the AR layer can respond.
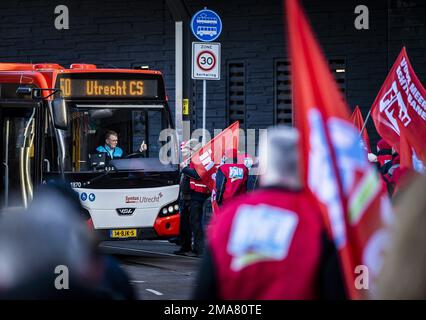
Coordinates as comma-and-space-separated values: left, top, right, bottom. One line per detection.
274, 57, 347, 125
329, 57, 346, 96
227, 61, 245, 128
274, 59, 293, 126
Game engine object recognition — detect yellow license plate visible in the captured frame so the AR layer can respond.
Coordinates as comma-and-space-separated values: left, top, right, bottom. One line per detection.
110, 229, 137, 238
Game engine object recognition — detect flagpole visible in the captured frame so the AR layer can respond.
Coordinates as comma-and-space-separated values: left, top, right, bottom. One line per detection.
359, 109, 371, 138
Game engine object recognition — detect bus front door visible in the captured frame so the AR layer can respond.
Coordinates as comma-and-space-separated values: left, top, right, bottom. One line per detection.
0, 106, 37, 212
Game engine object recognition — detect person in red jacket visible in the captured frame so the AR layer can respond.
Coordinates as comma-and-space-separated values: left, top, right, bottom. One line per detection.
215, 149, 248, 208
376, 139, 393, 174
382, 154, 415, 198
193, 126, 346, 300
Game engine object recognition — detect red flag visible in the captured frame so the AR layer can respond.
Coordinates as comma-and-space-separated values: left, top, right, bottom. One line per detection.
399, 133, 413, 171
286, 0, 391, 299
191, 121, 240, 191
350, 106, 371, 153
371, 47, 426, 170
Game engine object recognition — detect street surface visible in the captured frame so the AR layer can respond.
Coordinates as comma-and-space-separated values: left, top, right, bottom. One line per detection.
100, 240, 201, 300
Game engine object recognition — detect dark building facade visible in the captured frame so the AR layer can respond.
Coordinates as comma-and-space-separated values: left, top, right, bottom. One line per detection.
1, 0, 425, 150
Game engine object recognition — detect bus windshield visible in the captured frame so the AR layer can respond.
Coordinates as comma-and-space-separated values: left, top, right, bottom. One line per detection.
62, 104, 173, 172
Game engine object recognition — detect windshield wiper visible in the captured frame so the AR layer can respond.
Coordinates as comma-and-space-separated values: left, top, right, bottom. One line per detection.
82, 166, 116, 187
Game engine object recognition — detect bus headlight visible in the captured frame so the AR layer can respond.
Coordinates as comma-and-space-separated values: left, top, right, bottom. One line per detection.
159, 202, 180, 217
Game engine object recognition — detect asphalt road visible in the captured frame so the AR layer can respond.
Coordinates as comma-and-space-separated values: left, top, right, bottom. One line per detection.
99, 240, 201, 300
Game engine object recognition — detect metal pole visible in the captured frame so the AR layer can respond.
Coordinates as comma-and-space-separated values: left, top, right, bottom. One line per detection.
4, 120, 10, 207
202, 79, 206, 145
359, 109, 371, 138
175, 21, 183, 145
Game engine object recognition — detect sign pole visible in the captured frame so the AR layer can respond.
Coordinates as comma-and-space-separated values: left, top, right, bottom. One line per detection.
202, 79, 207, 145
175, 21, 183, 153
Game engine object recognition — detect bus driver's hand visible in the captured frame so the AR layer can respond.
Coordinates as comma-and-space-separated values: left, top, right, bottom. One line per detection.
139, 140, 147, 153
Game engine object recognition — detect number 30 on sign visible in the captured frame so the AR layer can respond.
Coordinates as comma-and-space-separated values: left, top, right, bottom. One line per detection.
192, 42, 221, 80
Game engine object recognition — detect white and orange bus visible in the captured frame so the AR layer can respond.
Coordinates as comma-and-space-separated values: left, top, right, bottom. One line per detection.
0, 63, 180, 240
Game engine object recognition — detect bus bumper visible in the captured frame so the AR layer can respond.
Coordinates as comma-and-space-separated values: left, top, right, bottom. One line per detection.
91, 213, 180, 241
153, 213, 180, 237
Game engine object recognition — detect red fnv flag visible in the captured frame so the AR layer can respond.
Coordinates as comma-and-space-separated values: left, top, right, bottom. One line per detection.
191, 121, 240, 192
371, 47, 426, 170
285, 0, 391, 299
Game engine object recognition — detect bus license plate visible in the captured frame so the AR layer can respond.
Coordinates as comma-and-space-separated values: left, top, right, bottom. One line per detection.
110, 229, 137, 238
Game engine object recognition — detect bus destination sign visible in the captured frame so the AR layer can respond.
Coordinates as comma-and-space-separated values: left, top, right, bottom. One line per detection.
58, 78, 158, 99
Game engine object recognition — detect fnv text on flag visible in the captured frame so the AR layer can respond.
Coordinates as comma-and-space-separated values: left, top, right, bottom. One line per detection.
370, 47, 426, 171
190, 122, 240, 192
285, 0, 393, 299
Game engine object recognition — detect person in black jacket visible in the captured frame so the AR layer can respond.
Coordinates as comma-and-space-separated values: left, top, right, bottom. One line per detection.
181, 162, 210, 257
179, 139, 210, 257
174, 141, 194, 255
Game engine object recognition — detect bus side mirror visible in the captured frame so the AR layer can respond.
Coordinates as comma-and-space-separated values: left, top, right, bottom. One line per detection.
52, 97, 68, 130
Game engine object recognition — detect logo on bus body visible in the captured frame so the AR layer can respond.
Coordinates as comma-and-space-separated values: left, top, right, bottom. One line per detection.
116, 208, 136, 215
125, 193, 163, 204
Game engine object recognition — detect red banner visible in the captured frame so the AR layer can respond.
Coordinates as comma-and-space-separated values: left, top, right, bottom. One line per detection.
191, 121, 240, 191
371, 47, 426, 169
285, 0, 391, 299
350, 106, 371, 153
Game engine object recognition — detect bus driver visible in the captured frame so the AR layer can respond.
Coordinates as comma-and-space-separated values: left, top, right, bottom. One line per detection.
96, 130, 147, 160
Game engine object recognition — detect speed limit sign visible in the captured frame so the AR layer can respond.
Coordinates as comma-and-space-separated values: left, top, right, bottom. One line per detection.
192, 42, 221, 80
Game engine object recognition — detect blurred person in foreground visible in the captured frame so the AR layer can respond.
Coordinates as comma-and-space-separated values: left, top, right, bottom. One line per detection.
375, 175, 426, 299
193, 126, 346, 300
0, 182, 134, 299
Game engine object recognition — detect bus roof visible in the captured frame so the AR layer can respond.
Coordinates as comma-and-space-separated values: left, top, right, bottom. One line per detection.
0, 63, 164, 98
0, 62, 162, 74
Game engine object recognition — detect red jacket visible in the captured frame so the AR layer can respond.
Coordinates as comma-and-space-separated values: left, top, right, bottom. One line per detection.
208, 188, 326, 299
216, 163, 248, 206
189, 162, 209, 194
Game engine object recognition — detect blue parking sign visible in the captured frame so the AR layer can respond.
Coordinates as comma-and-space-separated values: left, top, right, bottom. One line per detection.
191, 9, 222, 42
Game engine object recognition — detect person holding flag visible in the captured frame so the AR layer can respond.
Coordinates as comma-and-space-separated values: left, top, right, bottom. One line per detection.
193, 126, 346, 300
179, 122, 240, 256
190, 121, 241, 215
174, 139, 200, 256
181, 141, 210, 257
